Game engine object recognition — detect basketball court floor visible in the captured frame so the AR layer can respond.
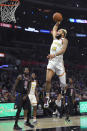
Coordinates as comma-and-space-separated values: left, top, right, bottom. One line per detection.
0, 116, 87, 131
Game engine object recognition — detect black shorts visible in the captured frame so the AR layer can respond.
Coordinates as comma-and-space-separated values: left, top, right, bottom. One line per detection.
15, 92, 31, 110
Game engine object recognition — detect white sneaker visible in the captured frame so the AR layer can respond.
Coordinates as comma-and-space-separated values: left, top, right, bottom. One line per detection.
53, 112, 57, 115
24, 120, 27, 124
33, 119, 37, 124
53, 110, 57, 115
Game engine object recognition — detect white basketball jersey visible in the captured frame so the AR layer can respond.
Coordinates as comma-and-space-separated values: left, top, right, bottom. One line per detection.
29, 80, 37, 95
49, 38, 64, 64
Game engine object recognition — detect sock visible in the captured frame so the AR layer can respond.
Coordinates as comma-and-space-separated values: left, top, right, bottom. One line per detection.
33, 117, 36, 122
46, 93, 50, 99
24, 120, 27, 123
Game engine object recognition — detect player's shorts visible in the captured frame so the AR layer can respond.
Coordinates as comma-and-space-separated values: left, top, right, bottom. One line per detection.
28, 94, 37, 106
47, 61, 65, 75
47, 61, 67, 88
15, 92, 31, 110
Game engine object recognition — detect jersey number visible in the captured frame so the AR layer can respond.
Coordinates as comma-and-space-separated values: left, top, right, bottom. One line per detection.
52, 47, 57, 51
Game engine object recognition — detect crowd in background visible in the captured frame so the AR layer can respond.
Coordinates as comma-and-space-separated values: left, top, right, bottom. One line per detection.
0, 62, 87, 104
0, 62, 87, 118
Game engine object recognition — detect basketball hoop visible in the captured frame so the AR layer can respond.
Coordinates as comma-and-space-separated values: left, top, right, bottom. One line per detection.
0, 0, 20, 23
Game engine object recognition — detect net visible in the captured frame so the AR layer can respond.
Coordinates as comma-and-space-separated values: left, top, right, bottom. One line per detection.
0, 0, 20, 23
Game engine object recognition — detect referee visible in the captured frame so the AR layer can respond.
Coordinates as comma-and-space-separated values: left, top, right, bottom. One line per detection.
13, 67, 34, 130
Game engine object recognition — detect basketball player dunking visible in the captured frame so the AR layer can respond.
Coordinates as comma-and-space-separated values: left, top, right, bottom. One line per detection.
44, 20, 68, 108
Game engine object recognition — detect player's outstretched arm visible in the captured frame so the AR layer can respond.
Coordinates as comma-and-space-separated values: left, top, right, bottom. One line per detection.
52, 21, 60, 39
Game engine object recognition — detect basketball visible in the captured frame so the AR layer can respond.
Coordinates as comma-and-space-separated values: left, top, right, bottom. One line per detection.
53, 12, 63, 22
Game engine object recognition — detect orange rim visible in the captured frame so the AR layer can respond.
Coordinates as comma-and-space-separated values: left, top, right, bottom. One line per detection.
0, 0, 20, 6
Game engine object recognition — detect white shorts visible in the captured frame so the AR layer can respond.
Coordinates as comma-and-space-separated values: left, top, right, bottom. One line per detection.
47, 61, 67, 88
47, 61, 65, 75
28, 94, 37, 106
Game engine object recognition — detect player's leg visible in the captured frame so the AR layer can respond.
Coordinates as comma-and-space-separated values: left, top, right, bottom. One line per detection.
44, 69, 55, 108
29, 94, 37, 123
33, 106, 37, 123
46, 69, 55, 93
32, 96, 37, 123
46, 62, 55, 93
57, 70, 70, 121
58, 71, 67, 94
24, 110, 28, 123
55, 63, 67, 93
23, 96, 34, 128
14, 93, 23, 130
23, 95, 29, 123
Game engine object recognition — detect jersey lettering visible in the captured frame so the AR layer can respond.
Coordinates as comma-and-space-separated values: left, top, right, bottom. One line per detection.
30, 81, 37, 95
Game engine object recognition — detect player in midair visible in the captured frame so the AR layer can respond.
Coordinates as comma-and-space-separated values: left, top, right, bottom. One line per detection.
44, 20, 68, 108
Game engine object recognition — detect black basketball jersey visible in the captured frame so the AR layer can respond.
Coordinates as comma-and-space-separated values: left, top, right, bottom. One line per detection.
16, 74, 30, 94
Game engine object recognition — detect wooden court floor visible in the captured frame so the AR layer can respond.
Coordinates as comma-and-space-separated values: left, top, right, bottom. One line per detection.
0, 116, 87, 131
